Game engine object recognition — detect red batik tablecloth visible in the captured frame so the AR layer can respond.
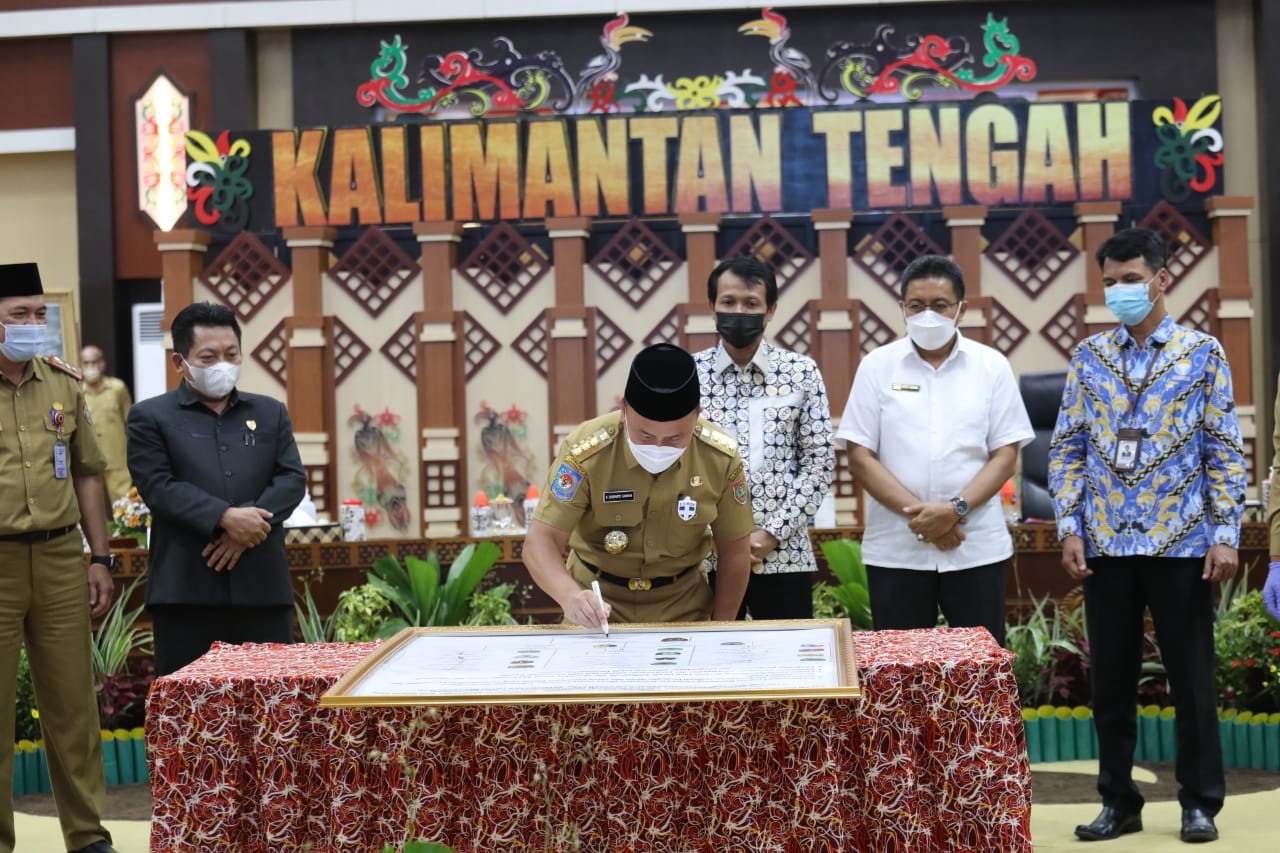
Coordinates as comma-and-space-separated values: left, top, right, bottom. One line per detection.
146, 627, 1031, 852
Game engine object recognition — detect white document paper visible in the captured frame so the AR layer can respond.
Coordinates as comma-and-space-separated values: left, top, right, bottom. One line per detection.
349, 626, 841, 698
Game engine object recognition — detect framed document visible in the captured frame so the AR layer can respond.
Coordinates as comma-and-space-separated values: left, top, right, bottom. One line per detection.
40, 291, 80, 361
320, 619, 860, 707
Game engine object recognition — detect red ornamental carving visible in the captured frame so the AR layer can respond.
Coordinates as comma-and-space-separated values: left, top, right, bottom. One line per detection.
866, 36, 1036, 97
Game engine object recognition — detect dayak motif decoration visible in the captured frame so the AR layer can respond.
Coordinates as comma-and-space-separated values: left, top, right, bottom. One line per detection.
355, 8, 1037, 118
349, 404, 411, 533
185, 130, 255, 230
473, 403, 538, 527
1151, 96, 1223, 202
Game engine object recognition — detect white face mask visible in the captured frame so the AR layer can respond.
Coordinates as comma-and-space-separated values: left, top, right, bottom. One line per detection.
82, 365, 102, 382
625, 419, 687, 475
185, 360, 240, 399
0, 323, 46, 363
905, 310, 958, 352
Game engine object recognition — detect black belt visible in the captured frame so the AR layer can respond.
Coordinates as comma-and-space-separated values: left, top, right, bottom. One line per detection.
580, 558, 697, 591
0, 524, 78, 544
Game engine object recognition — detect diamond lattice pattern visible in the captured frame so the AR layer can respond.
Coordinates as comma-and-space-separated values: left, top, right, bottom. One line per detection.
199, 231, 290, 323
594, 309, 632, 375
460, 224, 549, 314
250, 320, 288, 387
1040, 296, 1081, 360
462, 312, 501, 379
989, 298, 1031, 356
589, 220, 680, 308
326, 228, 417, 318
1139, 201, 1211, 290
853, 215, 945, 297
513, 314, 549, 378
332, 317, 371, 386
985, 209, 1078, 298
725, 216, 815, 295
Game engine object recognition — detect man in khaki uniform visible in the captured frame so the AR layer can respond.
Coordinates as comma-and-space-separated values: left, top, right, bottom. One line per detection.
78, 345, 132, 505
525, 343, 755, 625
0, 263, 118, 853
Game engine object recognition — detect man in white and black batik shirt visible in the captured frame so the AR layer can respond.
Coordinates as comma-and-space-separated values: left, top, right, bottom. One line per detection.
694, 257, 835, 619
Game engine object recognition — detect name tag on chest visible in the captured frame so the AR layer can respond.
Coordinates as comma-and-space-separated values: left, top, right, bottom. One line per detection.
603, 490, 635, 503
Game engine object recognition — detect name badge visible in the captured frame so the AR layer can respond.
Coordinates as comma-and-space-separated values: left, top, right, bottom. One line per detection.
53, 441, 68, 479
603, 490, 635, 503
1114, 428, 1143, 472
891, 383, 920, 392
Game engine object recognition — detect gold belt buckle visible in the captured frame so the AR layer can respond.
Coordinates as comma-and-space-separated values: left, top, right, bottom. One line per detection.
627, 577, 652, 591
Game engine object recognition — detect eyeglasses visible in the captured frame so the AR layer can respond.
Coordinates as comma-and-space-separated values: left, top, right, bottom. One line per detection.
903, 300, 961, 315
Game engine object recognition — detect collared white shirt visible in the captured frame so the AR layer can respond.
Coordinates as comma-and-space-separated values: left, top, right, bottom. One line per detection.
835, 335, 1034, 572
694, 340, 835, 574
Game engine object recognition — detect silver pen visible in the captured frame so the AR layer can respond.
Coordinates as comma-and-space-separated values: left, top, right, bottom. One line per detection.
590, 579, 610, 638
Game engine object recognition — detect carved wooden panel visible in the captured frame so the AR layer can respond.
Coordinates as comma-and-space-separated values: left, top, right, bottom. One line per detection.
199, 231, 290, 323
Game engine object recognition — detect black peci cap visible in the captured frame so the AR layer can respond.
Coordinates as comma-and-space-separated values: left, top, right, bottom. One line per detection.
0, 263, 43, 298
623, 343, 701, 422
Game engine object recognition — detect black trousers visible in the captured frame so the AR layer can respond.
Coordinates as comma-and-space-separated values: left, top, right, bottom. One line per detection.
708, 570, 814, 620
1084, 556, 1223, 815
150, 604, 294, 676
865, 561, 1007, 647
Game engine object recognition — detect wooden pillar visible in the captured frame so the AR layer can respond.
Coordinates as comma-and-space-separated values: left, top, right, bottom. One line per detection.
944, 205, 991, 345
153, 229, 211, 391
1206, 196, 1257, 480
678, 212, 721, 352
415, 221, 467, 536
416, 221, 464, 311
943, 205, 988, 295
546, 309, 599, 454
282, 226, 338, 518
1074, 201, 1123, 336
545, 217, 597, 454
812, 208, 853, 300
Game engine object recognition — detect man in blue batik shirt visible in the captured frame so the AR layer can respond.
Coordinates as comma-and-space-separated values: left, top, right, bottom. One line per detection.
1049, 227, 1246, 845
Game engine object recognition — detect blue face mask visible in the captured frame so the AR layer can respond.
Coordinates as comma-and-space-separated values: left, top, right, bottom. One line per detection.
1104, 277, 1155, 326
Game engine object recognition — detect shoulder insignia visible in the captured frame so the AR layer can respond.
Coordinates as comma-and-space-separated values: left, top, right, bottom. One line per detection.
550, 462, 584, 502
568, 427, 614, 463
696, 423, 738, 456
44, 355, 82, 381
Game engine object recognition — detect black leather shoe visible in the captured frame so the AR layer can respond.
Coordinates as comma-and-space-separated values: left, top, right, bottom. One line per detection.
1074, 806, 1143, 841
69, 842, 118, 853
1180, 807, 1218, 843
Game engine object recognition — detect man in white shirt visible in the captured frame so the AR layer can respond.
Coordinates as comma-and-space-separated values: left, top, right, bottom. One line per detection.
836, 255, 1033, 645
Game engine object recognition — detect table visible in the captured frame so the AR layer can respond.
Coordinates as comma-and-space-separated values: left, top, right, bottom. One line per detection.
146, 628, 1032, 852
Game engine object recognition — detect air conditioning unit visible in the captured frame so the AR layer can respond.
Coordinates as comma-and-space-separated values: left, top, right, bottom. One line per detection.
131, 302, 166, 403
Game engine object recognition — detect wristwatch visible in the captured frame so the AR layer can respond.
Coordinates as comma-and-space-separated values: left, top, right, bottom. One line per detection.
89, 554, 118, 573
950, 496, 970, 519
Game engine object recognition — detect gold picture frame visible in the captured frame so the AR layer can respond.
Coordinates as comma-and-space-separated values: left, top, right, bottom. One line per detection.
41, 290, 80, 362
320, 618, 861, 708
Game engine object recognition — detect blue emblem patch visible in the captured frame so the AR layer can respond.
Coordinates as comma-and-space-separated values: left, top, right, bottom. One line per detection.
550, 463, 583, 501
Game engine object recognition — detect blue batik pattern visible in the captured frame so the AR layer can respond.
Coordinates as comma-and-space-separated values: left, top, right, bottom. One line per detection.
1048, 315, 1246, 558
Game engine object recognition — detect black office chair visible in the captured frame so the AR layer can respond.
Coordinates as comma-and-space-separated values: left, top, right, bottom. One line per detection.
1018, 370, 1068, 522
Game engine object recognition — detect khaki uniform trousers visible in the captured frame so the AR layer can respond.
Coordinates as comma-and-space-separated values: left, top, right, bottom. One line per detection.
0, 533, 110, 852
569, 552, 713, 624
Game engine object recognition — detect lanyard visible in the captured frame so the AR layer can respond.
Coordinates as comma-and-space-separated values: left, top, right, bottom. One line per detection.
1119, 340, 1162, 427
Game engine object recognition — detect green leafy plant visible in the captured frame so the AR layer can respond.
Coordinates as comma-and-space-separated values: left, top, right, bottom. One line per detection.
816, 538, 873, 630
1215, 589, 1280, 713
369, 542, 503, 637
1006, 594, 1087, 707
466, 582, 519, 626
92, 575, 152, 681
333, 583, 394, 642
90, 575, 154, 729
14, 647, 40, 742
294, 580, 333, 643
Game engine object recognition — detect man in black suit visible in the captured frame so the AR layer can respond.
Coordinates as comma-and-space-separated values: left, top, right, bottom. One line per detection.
128, 302, 306, 675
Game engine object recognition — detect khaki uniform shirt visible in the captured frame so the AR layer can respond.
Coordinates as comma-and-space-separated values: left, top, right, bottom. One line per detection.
0, 356, 106, 535
534, 410, 754, 622
82, 375, 132, 503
